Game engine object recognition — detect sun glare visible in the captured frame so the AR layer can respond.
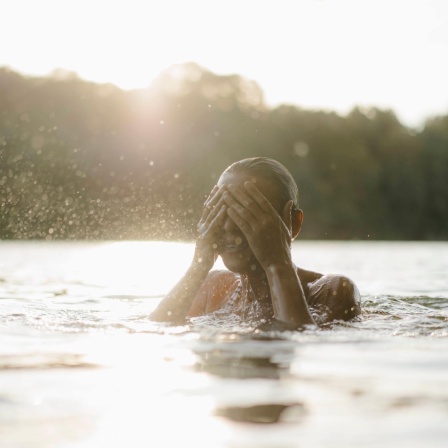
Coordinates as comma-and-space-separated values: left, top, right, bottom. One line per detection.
2, 0, 447, 125
76, 333, 228, 448
69, 242, 195, 295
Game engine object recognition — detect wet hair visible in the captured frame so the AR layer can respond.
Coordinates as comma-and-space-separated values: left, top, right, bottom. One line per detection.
223, 157, 299, 210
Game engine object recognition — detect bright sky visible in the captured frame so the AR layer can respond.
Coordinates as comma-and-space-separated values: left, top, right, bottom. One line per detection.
2, 0, 447, 127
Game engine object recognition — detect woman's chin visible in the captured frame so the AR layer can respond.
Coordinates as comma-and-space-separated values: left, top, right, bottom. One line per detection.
220, 250, 261, 274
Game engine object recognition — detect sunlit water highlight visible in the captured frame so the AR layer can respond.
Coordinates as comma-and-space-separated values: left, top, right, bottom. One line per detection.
0, 241, 447, 448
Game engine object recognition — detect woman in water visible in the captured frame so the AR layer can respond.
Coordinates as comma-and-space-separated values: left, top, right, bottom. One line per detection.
150, 157, 361, 329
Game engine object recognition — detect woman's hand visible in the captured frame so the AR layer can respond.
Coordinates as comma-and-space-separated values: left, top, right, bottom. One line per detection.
224, 181, 293, 270
223, 181, 315, 327
193, 185, 227, 272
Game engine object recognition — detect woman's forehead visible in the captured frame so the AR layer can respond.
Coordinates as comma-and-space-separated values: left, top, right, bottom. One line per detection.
218, 171, 258, 186
218, 172, 282, 209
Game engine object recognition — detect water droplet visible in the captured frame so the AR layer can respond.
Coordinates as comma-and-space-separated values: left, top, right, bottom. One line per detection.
294, 141, 309, 157
235, 237, 242, 245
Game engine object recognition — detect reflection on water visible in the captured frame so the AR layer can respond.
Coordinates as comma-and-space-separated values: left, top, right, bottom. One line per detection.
195, 351, 286, 379
215, 403, 306, 424
194, 335, 306, 424
0, 241, 447, 448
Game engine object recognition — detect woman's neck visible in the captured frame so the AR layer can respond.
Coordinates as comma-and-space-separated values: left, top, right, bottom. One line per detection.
240, 271, 270, 299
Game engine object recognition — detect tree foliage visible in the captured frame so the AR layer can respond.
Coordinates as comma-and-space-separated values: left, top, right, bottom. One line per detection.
0, 64, 447, 240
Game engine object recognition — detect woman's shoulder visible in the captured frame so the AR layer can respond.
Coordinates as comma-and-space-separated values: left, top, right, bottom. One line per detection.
296, 266, 357, 291
307, 272, 359, 294
297, 267, 361, 322
204, 269, 239, 288
296, 266, 323, 284
187, 270, 239, 318
207, 269, 238, 280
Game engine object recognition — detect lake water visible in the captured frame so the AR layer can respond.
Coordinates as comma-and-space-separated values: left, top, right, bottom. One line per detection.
0, 241, 447, 448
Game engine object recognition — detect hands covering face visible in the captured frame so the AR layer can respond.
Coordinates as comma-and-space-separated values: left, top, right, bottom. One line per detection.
194, 185, 228, 271
223, 181, 293, 270
195, 180, 293, 273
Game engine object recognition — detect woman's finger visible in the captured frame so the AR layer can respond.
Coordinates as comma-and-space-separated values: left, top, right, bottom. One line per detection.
243, 181, 276, 213
199, 185, 218, 220
204, 185, 223, 209
204, 185, 218, 204
208, 204, 227, 234
203, 195, 226, 227
227, 207, 253, 235
199, 185, 223, 225
199, 194, 226, 234
226, 184, 261, 217
224, 192, 257, 229
200, 204, 227, 240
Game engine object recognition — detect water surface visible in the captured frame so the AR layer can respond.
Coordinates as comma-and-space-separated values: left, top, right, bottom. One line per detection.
0, 241, 447, 448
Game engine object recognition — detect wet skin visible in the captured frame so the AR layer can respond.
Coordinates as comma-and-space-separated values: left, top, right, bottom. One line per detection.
150, 172, 361, 328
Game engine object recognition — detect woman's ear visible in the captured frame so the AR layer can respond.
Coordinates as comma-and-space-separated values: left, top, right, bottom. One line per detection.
291, 208, 303, 240
282, 201, 303, 240
281, 200, 293, 230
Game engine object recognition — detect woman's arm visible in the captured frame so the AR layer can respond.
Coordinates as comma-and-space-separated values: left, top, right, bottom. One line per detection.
264, 263, 316, 327
150, 186, 227, 324
149, 261, 210, 323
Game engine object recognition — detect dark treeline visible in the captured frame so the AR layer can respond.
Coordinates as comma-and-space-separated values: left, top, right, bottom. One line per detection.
1, 63, 447, 240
